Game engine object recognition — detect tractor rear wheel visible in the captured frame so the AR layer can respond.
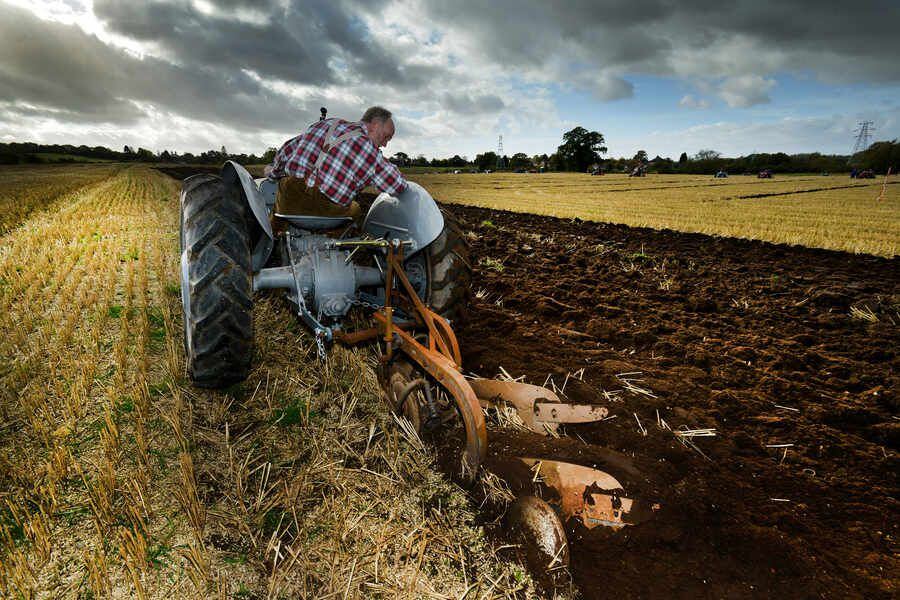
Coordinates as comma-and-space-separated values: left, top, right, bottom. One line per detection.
425, 208, 472, 324
180, 173, 254, 388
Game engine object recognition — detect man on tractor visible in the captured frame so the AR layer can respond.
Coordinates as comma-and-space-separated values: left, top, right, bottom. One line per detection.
264, 106, 407, 229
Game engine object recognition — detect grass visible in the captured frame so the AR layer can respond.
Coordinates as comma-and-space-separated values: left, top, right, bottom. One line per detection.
0, 166, 537, 598
410, 172, 900, 257
480, 256, 506, 272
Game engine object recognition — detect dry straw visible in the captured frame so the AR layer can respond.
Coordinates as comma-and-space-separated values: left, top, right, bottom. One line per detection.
0, 166, 556, 598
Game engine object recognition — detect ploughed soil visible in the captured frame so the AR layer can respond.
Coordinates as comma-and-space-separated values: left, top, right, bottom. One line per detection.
449, 205, 899, 599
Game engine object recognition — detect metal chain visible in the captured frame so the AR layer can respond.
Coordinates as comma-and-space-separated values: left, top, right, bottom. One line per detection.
315, 331, 327, 361
349, 297, 382, 311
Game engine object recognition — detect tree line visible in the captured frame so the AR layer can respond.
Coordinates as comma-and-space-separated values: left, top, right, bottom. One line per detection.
0, 142, 273, 166
390, 131, 897, 175
2, 134, 897, 174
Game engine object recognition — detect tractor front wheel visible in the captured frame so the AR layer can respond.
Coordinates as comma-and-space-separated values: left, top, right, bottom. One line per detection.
180, 173, 254, 388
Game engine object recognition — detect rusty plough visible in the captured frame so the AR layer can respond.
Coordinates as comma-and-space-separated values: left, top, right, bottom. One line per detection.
333, 241, 651, 576
470, 379, 609, 435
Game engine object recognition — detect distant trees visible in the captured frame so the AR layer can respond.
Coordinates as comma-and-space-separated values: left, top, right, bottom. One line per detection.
689, 149, 723, 173
0, 142, 271, 165
4, 136, 895, 174
135, 148, 156, 161
390, 151, 409, 166
670, 151, 853, 174
854, 140, 900, 173
474, 151, 498, 171
589, 148, 864, 175
557, 127, 608, 172
509, 152, 532, 170
548, 153, 564, 171
405, 155, 470, 168
693, 149, 721, 161
652, 156, 675, 173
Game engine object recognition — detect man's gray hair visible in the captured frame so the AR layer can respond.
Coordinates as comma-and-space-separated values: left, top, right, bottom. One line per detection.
361, 106, 393, 123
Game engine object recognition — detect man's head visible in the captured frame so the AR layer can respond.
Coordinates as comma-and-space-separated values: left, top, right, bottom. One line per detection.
361, 106, 395, 148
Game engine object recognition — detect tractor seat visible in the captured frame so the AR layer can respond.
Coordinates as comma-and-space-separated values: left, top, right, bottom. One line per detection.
274, 213, 353, 231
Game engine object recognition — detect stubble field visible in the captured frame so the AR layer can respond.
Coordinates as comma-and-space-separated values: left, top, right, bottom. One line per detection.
410, 172, 899, 257
0, 166, 530, 598
0, 164, 122, 235
1, 164, 897, 599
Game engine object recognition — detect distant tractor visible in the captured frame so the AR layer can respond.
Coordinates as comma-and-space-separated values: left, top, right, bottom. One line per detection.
714, 170, 728, 178
758, 170, 773, 179
856, 169, 876, 179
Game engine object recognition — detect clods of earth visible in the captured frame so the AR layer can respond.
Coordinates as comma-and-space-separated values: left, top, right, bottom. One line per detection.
449, 204, 897, 599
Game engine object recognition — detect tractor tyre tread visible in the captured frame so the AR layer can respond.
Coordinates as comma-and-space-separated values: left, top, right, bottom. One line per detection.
427, 208, 472, 324
180, 174, 254, 388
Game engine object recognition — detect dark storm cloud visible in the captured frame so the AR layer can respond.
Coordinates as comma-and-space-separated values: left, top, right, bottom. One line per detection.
0, 0, 509, 138
92, 0, 336, 86
0, 4, 143, 123
679, 1, 900, 82
0, 0, 517, 155
0, 2, 358, 129
421, 0, 900, 99
92, 0, 436, 90
442, 93, 505, 114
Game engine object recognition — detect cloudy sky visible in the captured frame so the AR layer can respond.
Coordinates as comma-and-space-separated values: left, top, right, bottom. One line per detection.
1, 0, 898, 159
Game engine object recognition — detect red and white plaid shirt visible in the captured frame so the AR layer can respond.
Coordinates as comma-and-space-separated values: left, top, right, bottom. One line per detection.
270, 118, 407, 207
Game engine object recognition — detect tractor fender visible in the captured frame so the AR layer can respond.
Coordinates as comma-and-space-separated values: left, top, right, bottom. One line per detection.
363, 181, 444, 255
221, 161, 274, 271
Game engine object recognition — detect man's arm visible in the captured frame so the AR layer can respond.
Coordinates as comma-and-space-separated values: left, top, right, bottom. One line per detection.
369, 151, 407, 195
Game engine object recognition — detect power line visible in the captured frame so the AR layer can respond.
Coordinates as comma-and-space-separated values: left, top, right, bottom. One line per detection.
851, 121, 874, 156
